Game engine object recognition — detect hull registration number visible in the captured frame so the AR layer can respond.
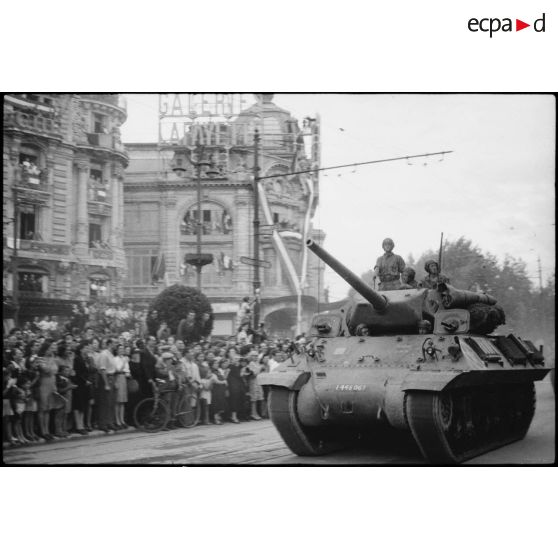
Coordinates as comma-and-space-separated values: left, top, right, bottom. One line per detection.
335, 384, 367, 392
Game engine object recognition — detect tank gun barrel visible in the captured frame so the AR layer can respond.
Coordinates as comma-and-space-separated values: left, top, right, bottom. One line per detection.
306, 239, 388, 313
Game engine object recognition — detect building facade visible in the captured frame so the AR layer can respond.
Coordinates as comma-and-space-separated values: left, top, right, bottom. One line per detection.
3, 94, 129, 325
123, 95, 326, 336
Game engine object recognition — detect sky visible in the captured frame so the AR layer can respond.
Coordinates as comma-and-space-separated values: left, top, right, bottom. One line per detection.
121, 94, 555, 301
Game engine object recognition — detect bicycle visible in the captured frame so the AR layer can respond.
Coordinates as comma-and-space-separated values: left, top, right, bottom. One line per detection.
175, 383, 201, 428
134, 380, 200, 432
133, 381, 171, 432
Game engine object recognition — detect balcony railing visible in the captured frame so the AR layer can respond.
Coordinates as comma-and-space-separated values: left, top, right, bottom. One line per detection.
87, 200, 111, 216
88, 179, 110, 203
83, 132, 128, 156
15, 165, 48, 189
18, 290, 47, 299
80, 94, 127, 112
18, 240, 71, 255
89, 247, 113, 259
4, 109, 61, 137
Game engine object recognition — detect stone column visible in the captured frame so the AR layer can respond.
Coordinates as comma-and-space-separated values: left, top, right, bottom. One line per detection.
111, 167, 120, 244
118, 172, 124, 246
75, 160, 89, 256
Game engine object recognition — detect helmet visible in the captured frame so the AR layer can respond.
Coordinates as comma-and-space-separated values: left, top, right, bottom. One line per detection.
382, 237, 394, 250
424, 259, 438, 273
402, 267, 415, 279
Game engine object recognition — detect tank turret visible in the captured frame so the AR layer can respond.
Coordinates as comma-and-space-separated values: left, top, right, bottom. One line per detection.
260, 241, 550, 464
307, 239, 505, 336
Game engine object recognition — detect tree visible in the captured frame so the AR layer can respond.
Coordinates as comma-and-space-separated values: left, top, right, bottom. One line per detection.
146, 285, 213, 342
414, 237, 554, 336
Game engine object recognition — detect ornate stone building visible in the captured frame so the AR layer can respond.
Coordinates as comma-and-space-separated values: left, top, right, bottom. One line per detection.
3, 94, 128, 324
123, 95, 326, 336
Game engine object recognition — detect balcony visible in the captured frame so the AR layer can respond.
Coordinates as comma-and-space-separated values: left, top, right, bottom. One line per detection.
87, 132, 114, 148
87, 200, 111, 216
89, 247, 113, 260
3, 109, 61, 139
80, 131, 128, 160
80, 94, 127, 117
14, 168, 51, 206
18, 239, 72, 256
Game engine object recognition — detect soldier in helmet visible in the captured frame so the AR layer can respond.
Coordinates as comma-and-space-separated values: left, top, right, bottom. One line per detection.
373, 238, 405, 291
399, 267, 419, 289
422, 260, 450, 289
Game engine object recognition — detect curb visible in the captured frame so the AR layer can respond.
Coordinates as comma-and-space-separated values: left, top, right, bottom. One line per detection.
3, 425, 137, 451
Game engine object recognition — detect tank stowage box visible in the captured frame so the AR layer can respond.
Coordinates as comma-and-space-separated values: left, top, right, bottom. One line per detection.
259, 240, 550, 464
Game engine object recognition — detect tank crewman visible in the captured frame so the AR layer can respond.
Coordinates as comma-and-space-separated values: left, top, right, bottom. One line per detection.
373, 238, 405, 291
422, 260, 450, 289
399, 267, 419, 289
355, 324, 370, 336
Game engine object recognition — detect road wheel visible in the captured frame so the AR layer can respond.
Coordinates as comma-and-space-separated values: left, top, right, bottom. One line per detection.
268, 387, 343, 456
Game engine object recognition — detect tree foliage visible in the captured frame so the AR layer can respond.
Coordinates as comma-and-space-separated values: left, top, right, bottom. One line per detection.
146, 285, 213, 342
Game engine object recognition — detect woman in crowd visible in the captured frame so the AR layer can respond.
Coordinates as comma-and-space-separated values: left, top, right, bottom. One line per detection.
3, 365, 18, 446
72, 341, 93, 435
22, 354, 40, 442
226, 354, 245, 424
53, 365, 74, 437
210, 359, 227, 425
35, 339, 58, 440
7, 349, 30, 444
113, 343, 131, 429
55, 343, 75, 435
198, 361, 213, 425
243, 351, 264, 421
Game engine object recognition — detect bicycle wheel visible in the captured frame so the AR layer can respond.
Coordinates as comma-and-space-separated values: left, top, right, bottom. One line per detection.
134, 398, 170, 433
176, 393, 200, 428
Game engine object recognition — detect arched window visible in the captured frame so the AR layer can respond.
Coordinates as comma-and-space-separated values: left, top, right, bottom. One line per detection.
181, 201, 233, 236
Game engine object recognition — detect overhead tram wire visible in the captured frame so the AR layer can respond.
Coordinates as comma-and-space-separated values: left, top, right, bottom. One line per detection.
262, 150, 453, 181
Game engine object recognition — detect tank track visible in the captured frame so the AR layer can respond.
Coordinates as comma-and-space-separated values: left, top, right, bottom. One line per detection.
268, 387, 345, 456
406, 382, 536, 464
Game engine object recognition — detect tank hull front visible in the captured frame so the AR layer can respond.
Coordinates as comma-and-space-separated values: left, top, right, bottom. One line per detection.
260, 334, 550, 463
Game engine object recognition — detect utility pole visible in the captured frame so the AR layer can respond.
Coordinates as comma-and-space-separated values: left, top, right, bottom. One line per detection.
178, 143, 214, 292
538, 255, 546, 334
253, 128, 261, 329
12, 185, 19, 327
195, 143, 203, 291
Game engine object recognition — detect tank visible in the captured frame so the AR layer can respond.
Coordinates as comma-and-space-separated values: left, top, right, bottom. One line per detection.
259, 240, 551, 464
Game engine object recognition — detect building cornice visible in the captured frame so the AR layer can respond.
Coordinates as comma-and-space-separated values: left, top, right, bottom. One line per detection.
124, 180, 252, 192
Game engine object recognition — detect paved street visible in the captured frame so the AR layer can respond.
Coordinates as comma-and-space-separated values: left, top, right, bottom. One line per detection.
4, 377, 554, 465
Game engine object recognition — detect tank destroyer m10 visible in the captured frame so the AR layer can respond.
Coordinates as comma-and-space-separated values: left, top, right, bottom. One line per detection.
259, 240, 550, 463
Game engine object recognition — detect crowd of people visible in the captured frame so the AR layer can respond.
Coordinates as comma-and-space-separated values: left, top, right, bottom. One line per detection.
3, 307, 302, 449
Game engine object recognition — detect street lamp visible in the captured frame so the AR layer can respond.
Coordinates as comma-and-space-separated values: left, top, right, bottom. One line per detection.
11, 182, 20, 326
173, 143, 219, 291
